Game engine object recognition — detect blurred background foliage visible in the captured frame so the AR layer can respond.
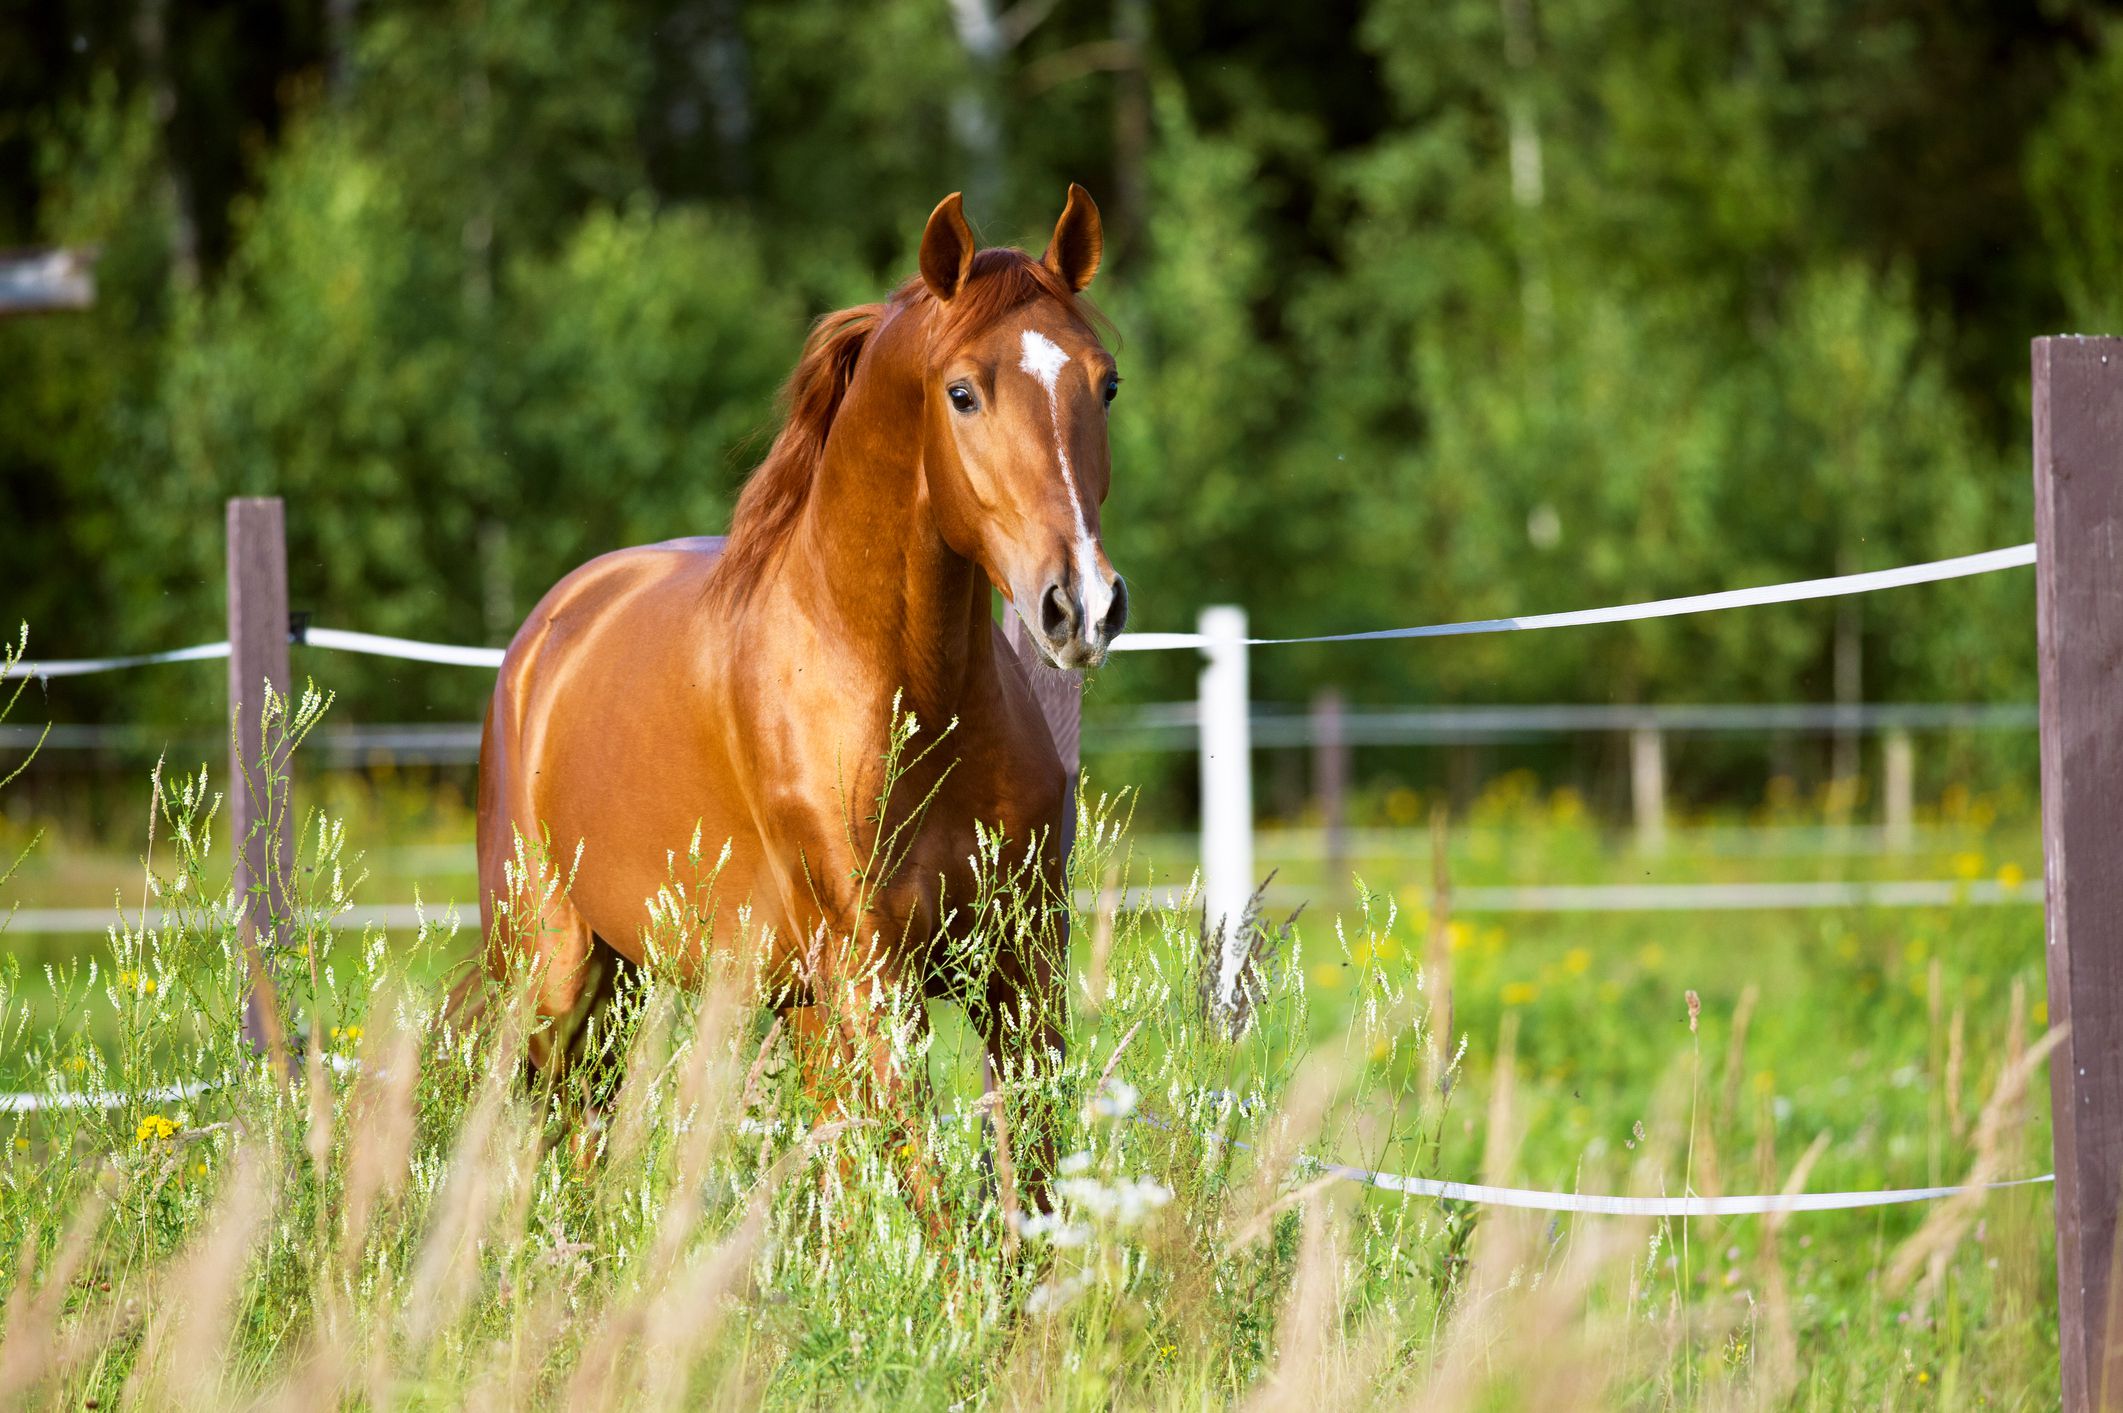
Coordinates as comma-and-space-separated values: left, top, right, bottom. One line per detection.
1, 0, 2116, 787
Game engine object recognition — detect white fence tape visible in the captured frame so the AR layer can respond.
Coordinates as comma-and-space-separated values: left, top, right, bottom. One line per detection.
2, 877, 2044, 937
4, 543, 2037, 677
1112, 543, 2037, 651
301, 627, 505, 669
1, 1076, 221, 1114
3, 1065, 2053, 1218
1308, 1159, 2053, 1216
2, 641, 230, 679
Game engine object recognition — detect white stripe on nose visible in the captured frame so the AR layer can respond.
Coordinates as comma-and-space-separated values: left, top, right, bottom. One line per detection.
1018, 329, 1114, 638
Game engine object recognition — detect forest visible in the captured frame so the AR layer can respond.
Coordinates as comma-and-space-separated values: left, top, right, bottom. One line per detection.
4, 1, 2119, 759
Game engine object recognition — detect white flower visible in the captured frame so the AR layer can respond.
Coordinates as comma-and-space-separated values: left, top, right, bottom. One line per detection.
1020, 1212, 1092, 1247
1027, 1271, 1093, 1316
1089, 1080, 1139, 1120
1059, 1150, 1094, 1177
1054, 1174, 1172, 1228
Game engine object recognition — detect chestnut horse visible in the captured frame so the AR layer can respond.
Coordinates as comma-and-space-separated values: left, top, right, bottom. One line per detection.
476, 186, 1126, 1194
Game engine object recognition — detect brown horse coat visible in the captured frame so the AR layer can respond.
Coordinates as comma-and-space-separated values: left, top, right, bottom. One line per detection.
476, 188, 1127, 1163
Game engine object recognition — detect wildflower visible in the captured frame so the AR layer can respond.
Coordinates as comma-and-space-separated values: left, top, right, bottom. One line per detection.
1638, 944, 1665, 971
1027, 1270, 1093, 1315
1563, 947, 1591, 976
136, 1115, 178, 1145
1500, 981, 1538, 1007
1309, 964, 1344, 991
1089, 1080, 1139, 1120
1446, 921, 1473, 953
1054, 1173, 1172, 1226
1020, 1212, 1093, 1248
1951, 852, 1984, 881
12, 1137, 28, 1152
1996, 862, 2027, 891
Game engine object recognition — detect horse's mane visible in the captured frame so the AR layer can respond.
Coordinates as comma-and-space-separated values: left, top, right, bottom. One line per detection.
705, 247, 1096, 607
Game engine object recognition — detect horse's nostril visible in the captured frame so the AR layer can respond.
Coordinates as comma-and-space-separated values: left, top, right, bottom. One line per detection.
1040, 582, 1076, 640
1099, 576, 1130, 641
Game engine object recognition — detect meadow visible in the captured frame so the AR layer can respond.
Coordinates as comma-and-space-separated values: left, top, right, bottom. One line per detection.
0, 678, 2059, 1408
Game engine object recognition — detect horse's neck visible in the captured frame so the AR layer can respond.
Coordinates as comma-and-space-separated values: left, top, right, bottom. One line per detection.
791, 352, 991, 721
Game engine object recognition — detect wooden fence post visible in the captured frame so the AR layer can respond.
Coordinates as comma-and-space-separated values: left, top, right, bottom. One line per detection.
1003, 612, 1083, 866
2033, 334, 2123, 1412
1630, 723, 1667, 855
1882, 728, 1915, 854
227, 497, 293, 1069
1312, 687, 1348, 898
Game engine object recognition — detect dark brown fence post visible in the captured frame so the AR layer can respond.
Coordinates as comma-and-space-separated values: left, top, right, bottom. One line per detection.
2034, 334, 2123, 1412
227, 497, 293, 1070
1003, 613, 1083, 865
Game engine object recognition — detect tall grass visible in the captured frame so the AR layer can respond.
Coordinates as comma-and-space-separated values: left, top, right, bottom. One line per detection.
0, 642, 2063, 1407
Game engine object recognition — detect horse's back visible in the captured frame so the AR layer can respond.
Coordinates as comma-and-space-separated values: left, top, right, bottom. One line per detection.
478, 536, 739, 953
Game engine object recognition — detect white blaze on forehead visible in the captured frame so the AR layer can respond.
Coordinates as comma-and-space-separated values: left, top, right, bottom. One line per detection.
1017, 329, 1116, 640
1018, 328, 1071, 389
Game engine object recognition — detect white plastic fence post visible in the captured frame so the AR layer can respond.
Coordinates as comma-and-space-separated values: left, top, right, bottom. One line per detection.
1882, 728, 1915, 853
1199, 606, 1253, 974
1630, 723, 1667, 855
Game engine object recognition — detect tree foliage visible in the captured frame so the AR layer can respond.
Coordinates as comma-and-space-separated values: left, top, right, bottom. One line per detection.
2, 0, 2115, 737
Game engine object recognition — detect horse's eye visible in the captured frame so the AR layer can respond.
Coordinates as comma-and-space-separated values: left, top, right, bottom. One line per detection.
948, 384, 979, 414
1103, 375, 1121, 407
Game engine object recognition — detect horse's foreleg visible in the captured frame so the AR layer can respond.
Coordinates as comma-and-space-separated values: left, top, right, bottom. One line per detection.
786, 940, 947, 1226
976, 931, 1069, 1214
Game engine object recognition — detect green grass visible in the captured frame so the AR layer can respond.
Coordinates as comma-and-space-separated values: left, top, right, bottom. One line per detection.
0, 699, 2060, 1408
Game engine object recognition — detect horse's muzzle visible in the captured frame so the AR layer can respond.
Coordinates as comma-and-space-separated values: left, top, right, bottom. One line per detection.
1036, 570, 1128, 669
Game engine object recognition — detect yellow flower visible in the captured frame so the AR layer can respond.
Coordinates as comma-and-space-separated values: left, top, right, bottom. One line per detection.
1563, 947, 1592, 977
1384, 787, 1420, 825
1447, 921, 1474, 954
1916, 1370, 1930, 1385
1951, 852, 1984, 881
1501, 981, 1539, 1007
1550, 788, 1585, 825
2034, 1000, 2050, 1026
1637, 944, 1665, 971
1370, 935, 1402, 963
1996, 862, 2027, 891
194, 1161, 208, 1177
12, 1137, 28, 1152
136, 1115, 178, 1145
1309, 964, 1344, 992
1368, 1039, 1391, 1063
1752, 1070, 1775, 1095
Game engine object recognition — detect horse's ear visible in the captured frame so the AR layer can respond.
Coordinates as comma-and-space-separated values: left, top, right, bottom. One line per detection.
920, 192, 977, 302
1042, 183, 1103, 293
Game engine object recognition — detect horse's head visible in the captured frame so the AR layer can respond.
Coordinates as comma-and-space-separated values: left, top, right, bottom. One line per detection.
913, 185, 1128, 670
